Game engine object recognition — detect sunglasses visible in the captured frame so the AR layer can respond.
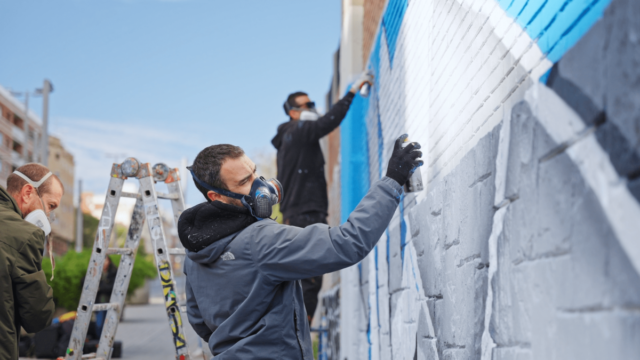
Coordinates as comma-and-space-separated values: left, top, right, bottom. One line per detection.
293, 101, 316, 110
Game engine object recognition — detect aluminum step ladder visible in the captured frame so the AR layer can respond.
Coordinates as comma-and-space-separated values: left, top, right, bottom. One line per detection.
63, 158, 191, 360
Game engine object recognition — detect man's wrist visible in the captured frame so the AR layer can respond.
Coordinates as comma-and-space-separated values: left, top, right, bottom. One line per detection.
385, 171, 405, 187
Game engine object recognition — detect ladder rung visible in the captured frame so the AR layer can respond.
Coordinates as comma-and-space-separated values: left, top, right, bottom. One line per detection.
106, 247, 134, 256
120, 191, 141, 199
157, 191, 179, 200
92, 303, 119, 312
168, 248, 186, 255
81, 353, 97, 359
120, 191, 178, 200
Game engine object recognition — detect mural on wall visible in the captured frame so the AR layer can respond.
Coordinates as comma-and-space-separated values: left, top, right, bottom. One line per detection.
333, 0, 640, 359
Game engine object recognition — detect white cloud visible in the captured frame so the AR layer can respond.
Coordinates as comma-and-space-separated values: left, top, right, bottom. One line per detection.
51, 116, 206, 206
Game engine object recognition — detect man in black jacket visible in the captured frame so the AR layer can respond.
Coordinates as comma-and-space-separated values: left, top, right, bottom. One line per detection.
271, 71, 372, 321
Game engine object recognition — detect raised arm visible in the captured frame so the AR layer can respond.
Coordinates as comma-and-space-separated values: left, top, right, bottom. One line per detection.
251, 176, 402, 282
294, 92, 355, 143
251, 135, 422, 282
294, 72, 374, 143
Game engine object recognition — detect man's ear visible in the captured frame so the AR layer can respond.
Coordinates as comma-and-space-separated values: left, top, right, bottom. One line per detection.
20, 184, 35, 203
207, 190, 221, 203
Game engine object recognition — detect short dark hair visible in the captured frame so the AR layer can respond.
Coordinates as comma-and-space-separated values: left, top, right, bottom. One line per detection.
6, 163, 63, 197
192, 144, 245, 199
283, 91, 308, 116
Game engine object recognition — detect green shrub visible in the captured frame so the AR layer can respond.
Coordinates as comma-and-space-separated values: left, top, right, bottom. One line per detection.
42, 246, 157, 311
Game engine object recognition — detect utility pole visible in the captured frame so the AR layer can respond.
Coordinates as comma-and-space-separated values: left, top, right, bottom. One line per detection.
41, 79, 53, 166
76, 179, 83, 252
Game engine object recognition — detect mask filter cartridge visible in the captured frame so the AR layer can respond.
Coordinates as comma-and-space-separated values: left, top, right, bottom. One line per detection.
252, 177, 283, 219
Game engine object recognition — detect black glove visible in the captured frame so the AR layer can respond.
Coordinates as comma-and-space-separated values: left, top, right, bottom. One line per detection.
385, 134, 424, 186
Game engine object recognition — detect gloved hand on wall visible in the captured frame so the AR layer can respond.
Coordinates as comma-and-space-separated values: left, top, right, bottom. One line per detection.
349, 71, 375, 93
385, 134, 424, 186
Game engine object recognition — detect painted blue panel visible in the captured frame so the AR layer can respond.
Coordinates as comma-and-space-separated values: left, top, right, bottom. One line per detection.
515, 0, 548, 31
498, 0, 612, 64
340, 92, 371, 223
382, 0, 408, 67
399, 193, 407, 265
526, 1, 568, 39
546, 0, 612, 62
497, 0, 514, 10
505, 0, 529, 19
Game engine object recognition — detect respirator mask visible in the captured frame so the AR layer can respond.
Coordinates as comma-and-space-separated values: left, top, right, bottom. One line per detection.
188, 167, 284, 220
299, 109, 320, 121
284, 99, 320, 121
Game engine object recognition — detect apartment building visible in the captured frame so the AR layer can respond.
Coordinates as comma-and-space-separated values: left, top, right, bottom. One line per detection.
48, 135, 75, 253
0, 85, 43, 185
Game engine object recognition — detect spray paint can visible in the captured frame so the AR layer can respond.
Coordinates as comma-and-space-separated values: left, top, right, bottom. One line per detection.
359, 83, 370, 98
402, 138, 424, 193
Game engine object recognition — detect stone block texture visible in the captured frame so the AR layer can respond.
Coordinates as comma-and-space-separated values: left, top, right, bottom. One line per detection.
327, 0, 640, 359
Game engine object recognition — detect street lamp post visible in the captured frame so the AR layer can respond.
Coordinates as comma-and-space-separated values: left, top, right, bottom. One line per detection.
40, 79, 53, 166
11, 79, 54, 165
76, 179, 83, 252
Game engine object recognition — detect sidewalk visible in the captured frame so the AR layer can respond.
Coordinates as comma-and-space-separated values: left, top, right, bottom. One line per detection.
116, 303, 212, 360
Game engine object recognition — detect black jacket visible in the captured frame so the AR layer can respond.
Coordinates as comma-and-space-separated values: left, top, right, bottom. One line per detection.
271, 92, 355, 219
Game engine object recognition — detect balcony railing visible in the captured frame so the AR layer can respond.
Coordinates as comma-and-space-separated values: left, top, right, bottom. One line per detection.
12, 126, 25, 144
11, 150, 25, 167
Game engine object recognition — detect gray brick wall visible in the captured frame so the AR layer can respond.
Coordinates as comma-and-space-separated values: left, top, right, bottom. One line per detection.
328, 0, 640, 359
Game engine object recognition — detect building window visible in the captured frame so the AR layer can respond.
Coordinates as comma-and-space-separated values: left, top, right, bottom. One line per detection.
56, 152, 60, 160
12, 141, 22, 155
0, 161, 3, 174
0, 133, 3, 147
13, 115, 24, 130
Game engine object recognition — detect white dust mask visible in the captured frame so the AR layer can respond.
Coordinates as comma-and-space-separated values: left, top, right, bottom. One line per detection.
300, 110, 320, 121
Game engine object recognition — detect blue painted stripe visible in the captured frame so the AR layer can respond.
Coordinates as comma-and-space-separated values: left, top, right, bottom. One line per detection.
374, 245, 380, 330
545, 0, 612, 63
399, 193, 407, 266
497, 0, 612, 65
382, 0, 408, 67
340, 91, 371, 223
386, 229, 390, 266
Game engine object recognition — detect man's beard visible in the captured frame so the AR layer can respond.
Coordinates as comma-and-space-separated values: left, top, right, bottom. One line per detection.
227, 197, 244, 208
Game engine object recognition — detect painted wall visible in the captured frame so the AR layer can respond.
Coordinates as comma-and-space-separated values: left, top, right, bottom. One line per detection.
327, 0, 640, 359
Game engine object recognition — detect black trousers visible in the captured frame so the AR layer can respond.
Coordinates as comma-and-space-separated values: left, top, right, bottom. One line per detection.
285, 212, 326, 322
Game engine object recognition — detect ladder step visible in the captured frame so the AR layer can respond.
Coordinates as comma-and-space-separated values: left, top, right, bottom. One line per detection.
92, 303, 119, 312
106, 248, 134, 256
168, 248, 186, 255
120, 191, 179, 200
120, 191, 140, 199
156, 191, 179, 200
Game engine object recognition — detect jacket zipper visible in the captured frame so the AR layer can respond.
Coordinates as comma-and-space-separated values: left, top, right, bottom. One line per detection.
293, 310, 305, 359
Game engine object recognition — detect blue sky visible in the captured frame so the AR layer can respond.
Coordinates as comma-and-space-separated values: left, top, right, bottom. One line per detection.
0, 0, 341, 206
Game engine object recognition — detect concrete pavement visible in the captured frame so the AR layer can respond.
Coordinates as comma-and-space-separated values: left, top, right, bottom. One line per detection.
116, 303, 212, 360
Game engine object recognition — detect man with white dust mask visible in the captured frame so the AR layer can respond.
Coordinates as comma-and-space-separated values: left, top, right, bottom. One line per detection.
271, 71, 373, 323
1, 163, 62, 360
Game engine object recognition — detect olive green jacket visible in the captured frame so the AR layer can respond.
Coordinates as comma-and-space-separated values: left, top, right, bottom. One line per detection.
0, 185, 55, 360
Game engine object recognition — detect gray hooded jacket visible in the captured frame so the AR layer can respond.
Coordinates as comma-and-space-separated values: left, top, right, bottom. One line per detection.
182, 177, 402, 359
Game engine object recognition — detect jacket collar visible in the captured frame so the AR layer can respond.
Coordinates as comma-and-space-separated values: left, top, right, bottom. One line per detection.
0, 185, 22, 218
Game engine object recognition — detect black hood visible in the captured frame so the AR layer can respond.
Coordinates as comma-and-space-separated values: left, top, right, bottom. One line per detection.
178, 200, 257, 253
271, 121, 294, 150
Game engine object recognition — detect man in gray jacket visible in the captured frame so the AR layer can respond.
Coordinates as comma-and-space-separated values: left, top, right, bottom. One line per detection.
178, 135, 422, 359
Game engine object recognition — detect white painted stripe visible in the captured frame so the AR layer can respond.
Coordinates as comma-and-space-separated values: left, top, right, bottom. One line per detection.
527, 83, 640, 276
